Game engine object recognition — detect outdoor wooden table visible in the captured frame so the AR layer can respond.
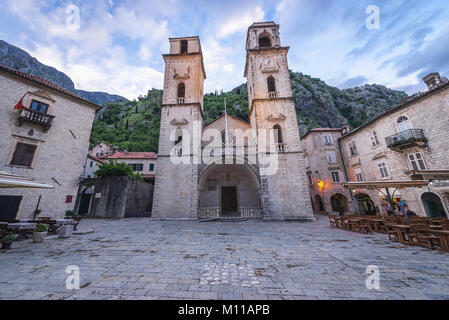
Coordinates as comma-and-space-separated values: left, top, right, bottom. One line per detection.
429, 225, 443, 230
366, 218, 383, 233
7, 223, 37, 240
55, 219, 75, 225
346, 218, 361, 232
430, 230, 449, 252
390, 224, 411, 244
37, 219, 59, 234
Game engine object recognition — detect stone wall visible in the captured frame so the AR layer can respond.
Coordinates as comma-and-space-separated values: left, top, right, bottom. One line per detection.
0, 71, 97, 219
302, 129, 354, 214
340, 85, 449, 217
89, 176, 153, 218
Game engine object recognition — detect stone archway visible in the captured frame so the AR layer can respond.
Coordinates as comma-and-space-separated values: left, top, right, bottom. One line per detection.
355, 193, 376, 215
198, 164, 261, 219
421, 192, 447, 218
330, 193, 349, 215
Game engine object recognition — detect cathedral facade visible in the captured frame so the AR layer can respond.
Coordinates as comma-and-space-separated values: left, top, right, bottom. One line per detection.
152, 22, 314, 221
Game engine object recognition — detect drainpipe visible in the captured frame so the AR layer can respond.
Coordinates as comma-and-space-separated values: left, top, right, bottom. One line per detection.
338, 135, 357, 214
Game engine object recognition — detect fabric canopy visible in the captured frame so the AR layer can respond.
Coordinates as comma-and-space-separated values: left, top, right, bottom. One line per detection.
344, 180, 429, 190
0, 171, 54, 189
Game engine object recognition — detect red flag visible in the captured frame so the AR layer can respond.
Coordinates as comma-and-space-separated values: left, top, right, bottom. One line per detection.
14, 94, 27, 110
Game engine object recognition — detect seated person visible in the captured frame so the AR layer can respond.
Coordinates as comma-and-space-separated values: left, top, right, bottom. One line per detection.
406, 208, 417, 217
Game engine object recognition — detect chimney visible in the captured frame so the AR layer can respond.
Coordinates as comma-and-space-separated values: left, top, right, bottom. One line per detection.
423, 73, 443, 91
341, 126, 350, 136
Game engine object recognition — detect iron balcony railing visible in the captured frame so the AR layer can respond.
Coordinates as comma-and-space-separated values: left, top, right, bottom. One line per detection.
385, 129, 426, 149
18, 108, 55, 131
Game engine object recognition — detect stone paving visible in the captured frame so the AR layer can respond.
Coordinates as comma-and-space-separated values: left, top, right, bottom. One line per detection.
1, 215, 449, 300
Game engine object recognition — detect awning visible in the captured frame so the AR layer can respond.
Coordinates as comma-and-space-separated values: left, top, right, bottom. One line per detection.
344, 180, 429, 190
344, 180, 429, 207
0, 171, 54, 189
407, 169, 449, 181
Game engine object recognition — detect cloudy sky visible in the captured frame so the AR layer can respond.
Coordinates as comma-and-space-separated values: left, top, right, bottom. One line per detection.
0, 0, 448, 99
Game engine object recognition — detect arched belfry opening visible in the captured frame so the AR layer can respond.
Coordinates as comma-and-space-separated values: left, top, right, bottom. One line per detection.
180, 40, 188, 54
259, 34, 272, 48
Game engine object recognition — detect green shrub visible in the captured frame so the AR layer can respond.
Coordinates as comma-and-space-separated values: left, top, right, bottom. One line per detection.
3, 234, 15, 243
35, 224, 48, 233
65, 210, 75, 217
94, 161, 143, 181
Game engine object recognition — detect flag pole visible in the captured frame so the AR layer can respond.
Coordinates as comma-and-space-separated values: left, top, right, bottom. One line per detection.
224, 98, 228, 145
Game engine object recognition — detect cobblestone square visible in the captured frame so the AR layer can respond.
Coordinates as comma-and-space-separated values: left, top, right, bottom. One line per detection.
1, 215, 448, 300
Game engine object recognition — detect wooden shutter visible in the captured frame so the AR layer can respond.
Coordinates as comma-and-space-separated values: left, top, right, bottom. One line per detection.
11, 143, 37, 166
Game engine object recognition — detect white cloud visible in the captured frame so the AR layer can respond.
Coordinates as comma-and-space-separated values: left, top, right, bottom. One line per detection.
218, 7, 265, 38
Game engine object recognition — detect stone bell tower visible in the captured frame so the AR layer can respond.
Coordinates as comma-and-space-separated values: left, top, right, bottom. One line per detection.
245, 22, 314, 221
152, 36, 206, 219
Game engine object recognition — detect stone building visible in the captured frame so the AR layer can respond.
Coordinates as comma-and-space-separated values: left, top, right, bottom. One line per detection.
340, 73, 449, 218
90, 141, 117, 158
152, 22, 314, 221
0, 65, 101, 220
302, 128, 355, 215
83, 154, 104, 179
103, 152, 158, 182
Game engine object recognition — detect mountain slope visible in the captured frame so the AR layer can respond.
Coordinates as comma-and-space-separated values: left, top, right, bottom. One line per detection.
90, 74, 408, 152
0, 40, 409, 152
0, 40, 126, 105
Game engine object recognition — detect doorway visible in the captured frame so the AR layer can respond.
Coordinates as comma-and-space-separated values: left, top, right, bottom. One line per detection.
421, 192, 447, 218
356, 194, 376, 215
331, 193, 349, 215
0, 196, 22, 220
78, 188, 93, 215
221, 187, 238, 216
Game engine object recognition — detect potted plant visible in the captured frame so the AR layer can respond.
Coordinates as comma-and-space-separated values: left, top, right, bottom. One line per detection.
65, 210, 75, 217
2, 234, 15, 250
32, 224, 48, 243
33, 209, 42, 221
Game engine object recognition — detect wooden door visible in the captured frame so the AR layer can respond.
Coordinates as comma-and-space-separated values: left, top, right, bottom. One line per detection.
0, 196, 22, 220
221, 187, 238, 216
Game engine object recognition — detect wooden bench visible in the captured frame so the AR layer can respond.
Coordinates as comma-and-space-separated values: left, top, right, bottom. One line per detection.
412, 225, 441, 249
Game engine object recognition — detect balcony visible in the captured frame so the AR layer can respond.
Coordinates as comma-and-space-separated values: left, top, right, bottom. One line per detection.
177, 97, 185, 104
275, 143, 285, 152
385, 129, 427, 151
268, 91, 278, 99
18, 109, 55, 131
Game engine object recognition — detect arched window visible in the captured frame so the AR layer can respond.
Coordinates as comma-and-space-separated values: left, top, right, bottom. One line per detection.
259, 36, 271, 48
221, 131, 235, 145
267, 76, 276, 92
177, 83, 185, 98
175, 128, 183, 145
273, 124, 283, 144
181, 40, 188, 54
175, 128, 183, 156
397, 116, 411, 132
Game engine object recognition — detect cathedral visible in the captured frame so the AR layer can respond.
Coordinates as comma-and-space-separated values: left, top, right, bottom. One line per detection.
152, 22, 314, 221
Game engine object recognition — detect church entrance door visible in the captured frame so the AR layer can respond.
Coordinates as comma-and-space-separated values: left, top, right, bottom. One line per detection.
221, 187, 238, 216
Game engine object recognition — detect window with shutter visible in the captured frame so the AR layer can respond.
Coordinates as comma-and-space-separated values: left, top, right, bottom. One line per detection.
378, 162, 390, 179
408, 152, 427, 170
10, 143, 37, 167
331, 172, 340, 183
327, 151, 337, 163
